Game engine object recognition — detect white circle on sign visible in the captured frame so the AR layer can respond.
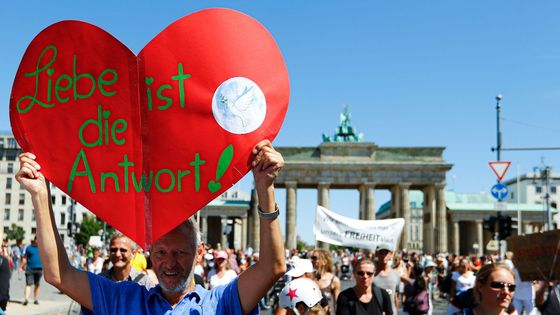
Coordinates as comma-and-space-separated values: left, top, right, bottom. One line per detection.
212, 77, 267, 134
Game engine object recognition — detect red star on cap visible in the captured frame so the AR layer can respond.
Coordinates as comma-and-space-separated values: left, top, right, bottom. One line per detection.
286, 288, 299, 301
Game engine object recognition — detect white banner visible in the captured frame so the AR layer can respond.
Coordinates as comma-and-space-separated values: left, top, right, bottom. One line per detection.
314, 205, 405, 251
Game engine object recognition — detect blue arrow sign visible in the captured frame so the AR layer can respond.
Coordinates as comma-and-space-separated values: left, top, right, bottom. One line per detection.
491, 183, 509, 201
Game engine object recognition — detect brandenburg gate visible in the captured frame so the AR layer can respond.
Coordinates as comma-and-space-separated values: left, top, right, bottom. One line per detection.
262, 109, 453, 253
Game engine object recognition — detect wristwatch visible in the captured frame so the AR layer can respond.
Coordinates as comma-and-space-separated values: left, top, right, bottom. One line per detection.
258, 203, 280, 220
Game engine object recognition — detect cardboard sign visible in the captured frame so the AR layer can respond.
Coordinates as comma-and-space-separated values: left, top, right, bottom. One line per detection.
509, 230, 560, 281
10, 9, 290, 248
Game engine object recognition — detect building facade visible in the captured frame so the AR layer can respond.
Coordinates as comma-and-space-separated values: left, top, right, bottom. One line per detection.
0, 134, 93, 245
503, 171, 559, 206
378, 190, 554, 255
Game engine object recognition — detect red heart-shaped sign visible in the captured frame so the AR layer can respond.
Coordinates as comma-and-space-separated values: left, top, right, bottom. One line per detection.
10, 8, 289, 248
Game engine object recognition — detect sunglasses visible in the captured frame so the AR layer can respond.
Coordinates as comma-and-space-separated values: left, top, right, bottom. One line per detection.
356, 271, 374, 277
110, 248, 128, 254
489, 281, 516, 292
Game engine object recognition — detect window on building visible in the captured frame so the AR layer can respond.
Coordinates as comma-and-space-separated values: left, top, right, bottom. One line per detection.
3, 227, 8, 234
5, 193, 11, 205
3, 209, 9, 221
51, 196, 56, 205
31, 228, 36, 234
61, 212, 66, 225
536, 186, 542, 193
32, 210, 35, 221
510, 192, 514, 199
18, 209, 24, 221
62, 195, 67, 205
5, 150, 17, 161
18, 193, 25, 205
5, 178, 12, 189
552, 186, 557, 194
7, 163, 13, 173
7, 138, 17, 149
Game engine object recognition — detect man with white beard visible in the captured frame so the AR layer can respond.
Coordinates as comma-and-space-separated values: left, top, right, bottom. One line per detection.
16, 140, 286, 314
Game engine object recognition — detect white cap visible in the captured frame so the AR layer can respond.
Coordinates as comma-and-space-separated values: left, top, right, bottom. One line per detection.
286, 258, 314, 278
424, 260, 437, 268
375, 243, 393, 252
279, 278, 323, 309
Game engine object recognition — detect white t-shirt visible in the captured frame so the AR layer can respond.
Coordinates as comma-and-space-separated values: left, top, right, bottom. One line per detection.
193, 264, 204, 276
513, 268, 534, 300
208, 269, 237, 288
88, 257, 104, 274
453, 271, 476, 294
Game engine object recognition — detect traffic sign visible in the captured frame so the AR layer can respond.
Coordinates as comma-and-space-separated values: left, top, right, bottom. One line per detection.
491, 183, 509, 201
489, 161, 511, 181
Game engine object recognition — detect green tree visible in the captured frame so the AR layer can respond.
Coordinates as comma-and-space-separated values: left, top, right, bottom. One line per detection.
5, 224, 25, 241
75, 215, 103, 246
296, 237, 308, 251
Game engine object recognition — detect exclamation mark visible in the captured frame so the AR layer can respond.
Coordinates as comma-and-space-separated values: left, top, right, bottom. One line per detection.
208, 144, 234, 193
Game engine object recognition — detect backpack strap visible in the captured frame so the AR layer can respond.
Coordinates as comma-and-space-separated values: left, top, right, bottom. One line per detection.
132, 272, 146, 283
372, 285, 384, 313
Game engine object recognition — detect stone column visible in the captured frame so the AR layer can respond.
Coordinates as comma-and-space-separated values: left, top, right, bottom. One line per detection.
220, 216, 228, 249
317, 182, 330, 249
201, 214, 208, 244
286, 181, 298, 250
477, 221, 484, 256
400, 183, 411, 249
241, 215, 248, 250
391, 185, 401, 218
423, 185, 435, 254
318, 182, 330, 208
435, 183, 448, 253
233, 218, 241, 249
362, 182, 376, 220
359, 185, 366, 220
249, 189, 259, 250
452, 221, 460, 255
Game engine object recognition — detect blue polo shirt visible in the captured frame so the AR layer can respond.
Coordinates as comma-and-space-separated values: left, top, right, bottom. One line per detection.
83, 272, 258, 315
24, 244, 42, 270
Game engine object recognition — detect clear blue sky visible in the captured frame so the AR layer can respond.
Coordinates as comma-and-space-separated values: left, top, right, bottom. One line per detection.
2, 1, 560, 245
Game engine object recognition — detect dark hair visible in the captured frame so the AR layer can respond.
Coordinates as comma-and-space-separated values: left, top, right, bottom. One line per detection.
413, 274, 427, 292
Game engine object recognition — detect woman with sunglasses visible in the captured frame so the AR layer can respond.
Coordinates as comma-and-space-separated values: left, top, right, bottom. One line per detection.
311, 249, 341, 315
336, 258, 393, 315
452, 263, 517, 315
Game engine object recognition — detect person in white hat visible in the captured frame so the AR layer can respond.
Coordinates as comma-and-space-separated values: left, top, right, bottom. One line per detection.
373, 244, 404, 314
279, 278, 326, 315
275, 258, 316, 315
286, 257, 314, 279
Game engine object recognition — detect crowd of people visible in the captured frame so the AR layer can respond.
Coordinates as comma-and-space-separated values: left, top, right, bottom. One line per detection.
3, 143, 558, 315
272, 247, 559, 315
2, 224, 560, 314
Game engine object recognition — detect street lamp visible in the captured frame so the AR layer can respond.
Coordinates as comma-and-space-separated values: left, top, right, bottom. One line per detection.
534, 166, 553, 230
496, 94, 502, 162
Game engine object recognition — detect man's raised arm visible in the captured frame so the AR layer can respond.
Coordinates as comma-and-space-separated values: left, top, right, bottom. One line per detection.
237, 140, 286, 314
16, 153, 92, 310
